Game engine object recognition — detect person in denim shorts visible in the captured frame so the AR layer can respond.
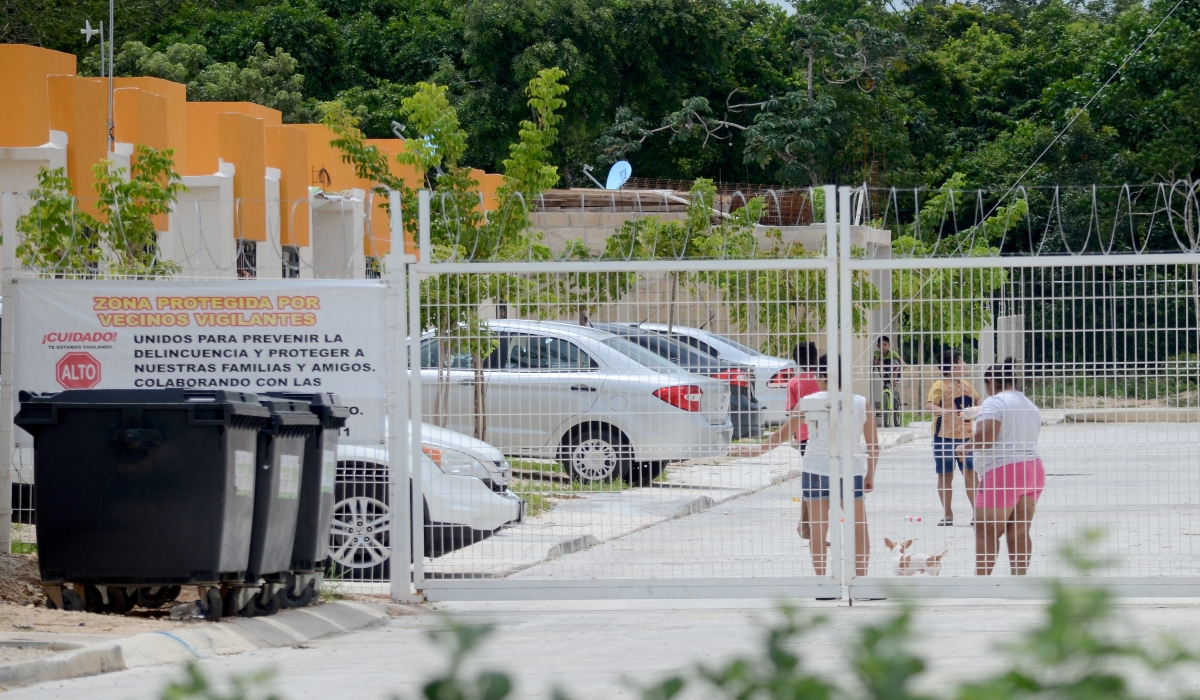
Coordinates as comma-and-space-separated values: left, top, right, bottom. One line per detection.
925, 349, 981, 526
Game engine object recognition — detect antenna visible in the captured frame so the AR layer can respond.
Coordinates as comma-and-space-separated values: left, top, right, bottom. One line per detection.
391, 121, 406, 141
582, 164, 605, 188
605, 161, 632, 190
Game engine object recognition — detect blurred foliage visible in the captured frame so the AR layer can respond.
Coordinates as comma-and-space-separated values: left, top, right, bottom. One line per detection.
156, 569, 1200, 700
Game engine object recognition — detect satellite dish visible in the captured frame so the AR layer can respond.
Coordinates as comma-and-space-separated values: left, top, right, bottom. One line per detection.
605, 161, 632, 190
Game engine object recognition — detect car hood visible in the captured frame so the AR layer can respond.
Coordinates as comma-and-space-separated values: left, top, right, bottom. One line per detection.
337, 422, 505, 465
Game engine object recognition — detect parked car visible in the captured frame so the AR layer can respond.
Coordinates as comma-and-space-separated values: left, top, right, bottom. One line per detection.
637, 324, 798, 426
590, 323, 763, 438
330, 422, 524, 580
419, 320, 733, 483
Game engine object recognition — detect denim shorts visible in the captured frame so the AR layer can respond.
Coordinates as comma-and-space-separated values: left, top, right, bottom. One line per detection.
801, 471, 864, 500
933, 435, 973, 474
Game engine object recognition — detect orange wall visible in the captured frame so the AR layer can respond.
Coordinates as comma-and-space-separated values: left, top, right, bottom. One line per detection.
0, 45, 76, 148
292, 124, 356, 192
47, 76, 107, 216
113, 77, 188, 172
114, 88, 168, 152
184, 102, 282, 176
363, 139, 425, 257
217, 113, 267, 242
478, 172, 505, 211
266, 125, 310, 247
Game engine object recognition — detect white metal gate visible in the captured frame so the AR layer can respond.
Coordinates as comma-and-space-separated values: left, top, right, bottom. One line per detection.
386, 184, 1200, 601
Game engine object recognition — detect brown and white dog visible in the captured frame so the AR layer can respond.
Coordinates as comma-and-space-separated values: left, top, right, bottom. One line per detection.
883, 538, 948, 576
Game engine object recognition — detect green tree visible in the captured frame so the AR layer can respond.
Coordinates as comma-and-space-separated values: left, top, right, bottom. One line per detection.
16, 146, 184, 277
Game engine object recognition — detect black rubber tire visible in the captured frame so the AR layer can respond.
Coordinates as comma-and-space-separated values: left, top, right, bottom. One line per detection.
561, 425, 631, 483
628, 461, 665, 486
281, 578, 317, 608
46, 588, 85, 611
84, 585, 135, 615
135, 585, 181, 609
204, 588, 224, 622
223, 588, 256, 618
254, 588, 284, 617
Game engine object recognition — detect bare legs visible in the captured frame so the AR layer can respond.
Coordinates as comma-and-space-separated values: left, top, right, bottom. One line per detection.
938, 467, 977, 522
808, 497, 870, 577
975, 495, 1037, 575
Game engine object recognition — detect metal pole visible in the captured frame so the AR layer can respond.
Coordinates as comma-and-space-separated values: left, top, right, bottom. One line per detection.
385, 189, 414, 602
0, 194, 18, 553
839, 186, 857, 587
107, 0, 114, 151
823, 184, 842, 587
418, 190, 431, 263
408, 268, 425, 593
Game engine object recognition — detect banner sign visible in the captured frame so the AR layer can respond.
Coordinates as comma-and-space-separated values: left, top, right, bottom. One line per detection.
14, 279, 387, 445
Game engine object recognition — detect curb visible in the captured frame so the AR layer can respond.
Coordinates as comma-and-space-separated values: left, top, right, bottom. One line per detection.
0, 601, 398, 692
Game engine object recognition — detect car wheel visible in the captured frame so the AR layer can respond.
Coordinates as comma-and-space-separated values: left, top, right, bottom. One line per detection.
562, 425, 630, 483
330, 476, 392, 582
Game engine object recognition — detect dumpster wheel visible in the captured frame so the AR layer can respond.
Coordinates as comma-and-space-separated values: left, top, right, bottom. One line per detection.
135, 585, 182, 609
84, 585, 137, 615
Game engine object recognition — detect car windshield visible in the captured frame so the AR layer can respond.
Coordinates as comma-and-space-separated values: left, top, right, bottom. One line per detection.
601, 337, 690, 376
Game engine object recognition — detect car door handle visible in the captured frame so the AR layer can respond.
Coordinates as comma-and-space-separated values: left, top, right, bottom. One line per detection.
570, 384, 597, 392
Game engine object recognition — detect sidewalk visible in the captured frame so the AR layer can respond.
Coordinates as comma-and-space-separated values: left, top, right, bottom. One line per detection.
0, 600, 409, 692
423, 425, 924, 580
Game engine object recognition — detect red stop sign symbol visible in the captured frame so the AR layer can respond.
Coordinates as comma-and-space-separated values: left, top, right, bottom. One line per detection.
56, 352, 102, 389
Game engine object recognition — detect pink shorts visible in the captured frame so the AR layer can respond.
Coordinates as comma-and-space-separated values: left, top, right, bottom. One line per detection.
977, 459, 1045, 510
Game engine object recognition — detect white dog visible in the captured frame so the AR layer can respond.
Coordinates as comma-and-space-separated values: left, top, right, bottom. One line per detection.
883, 538, 948, 576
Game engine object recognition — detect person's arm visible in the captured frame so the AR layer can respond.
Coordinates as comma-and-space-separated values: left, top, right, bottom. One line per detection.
925, 381, 952, 417
956, 418, 1000, 459
730, 415, 799, 458
862, 409, 880, 492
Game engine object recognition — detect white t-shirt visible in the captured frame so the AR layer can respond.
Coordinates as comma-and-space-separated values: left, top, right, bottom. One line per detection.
801, 392, 868, 477
973, 390, 1041, 475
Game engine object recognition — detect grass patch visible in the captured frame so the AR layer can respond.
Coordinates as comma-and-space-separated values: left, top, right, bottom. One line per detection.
511, 487, 555, 517
510, 458, 565, 473
320, 565, 347, 601
10, 542, 37, 555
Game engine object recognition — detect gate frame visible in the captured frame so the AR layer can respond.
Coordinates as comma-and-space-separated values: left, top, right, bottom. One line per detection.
393, 183, 1200, 602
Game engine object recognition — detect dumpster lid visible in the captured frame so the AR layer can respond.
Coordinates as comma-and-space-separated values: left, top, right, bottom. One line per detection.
262, 391, 351, 425
17, 389, 271, 413
258, 397, 322, 427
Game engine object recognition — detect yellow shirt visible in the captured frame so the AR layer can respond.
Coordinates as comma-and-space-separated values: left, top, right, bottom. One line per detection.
927, 379, 980, 439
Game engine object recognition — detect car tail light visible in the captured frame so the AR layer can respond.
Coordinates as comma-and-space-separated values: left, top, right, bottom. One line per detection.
711, 369, 749, 387
767, 367, 796, 388
653, 385, 703, 412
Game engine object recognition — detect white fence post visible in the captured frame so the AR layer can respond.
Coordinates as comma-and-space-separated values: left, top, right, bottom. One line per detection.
823, 184, 843, 588
385, 189, 416, 602
408, 267, 425, 591
0, 193, 15, 553
838, 186, 857, 586
418, 190, 431, 263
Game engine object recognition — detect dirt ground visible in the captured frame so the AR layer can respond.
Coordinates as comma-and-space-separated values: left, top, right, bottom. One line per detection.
0, 553, 42, 605
0, 600, 189, 637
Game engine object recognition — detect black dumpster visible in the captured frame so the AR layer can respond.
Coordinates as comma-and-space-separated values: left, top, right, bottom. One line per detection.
244, 397, 320, 587
14, 389, 272, 616
265, 392, 349, 607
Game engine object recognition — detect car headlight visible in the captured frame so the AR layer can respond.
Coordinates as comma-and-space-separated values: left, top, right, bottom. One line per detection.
422, 445, 495, 482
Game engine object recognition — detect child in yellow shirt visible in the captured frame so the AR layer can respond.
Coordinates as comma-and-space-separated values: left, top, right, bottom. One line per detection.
925, 349, 981, 526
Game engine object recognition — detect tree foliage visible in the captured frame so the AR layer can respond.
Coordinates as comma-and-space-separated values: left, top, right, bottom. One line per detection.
16, 146, 184, 277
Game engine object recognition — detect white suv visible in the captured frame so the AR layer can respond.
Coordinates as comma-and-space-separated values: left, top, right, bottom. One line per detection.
420, 320, 733, 482
638, 324, 798, 427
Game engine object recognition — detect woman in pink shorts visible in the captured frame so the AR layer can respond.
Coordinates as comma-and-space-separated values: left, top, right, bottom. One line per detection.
956, 358, 1044, 575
